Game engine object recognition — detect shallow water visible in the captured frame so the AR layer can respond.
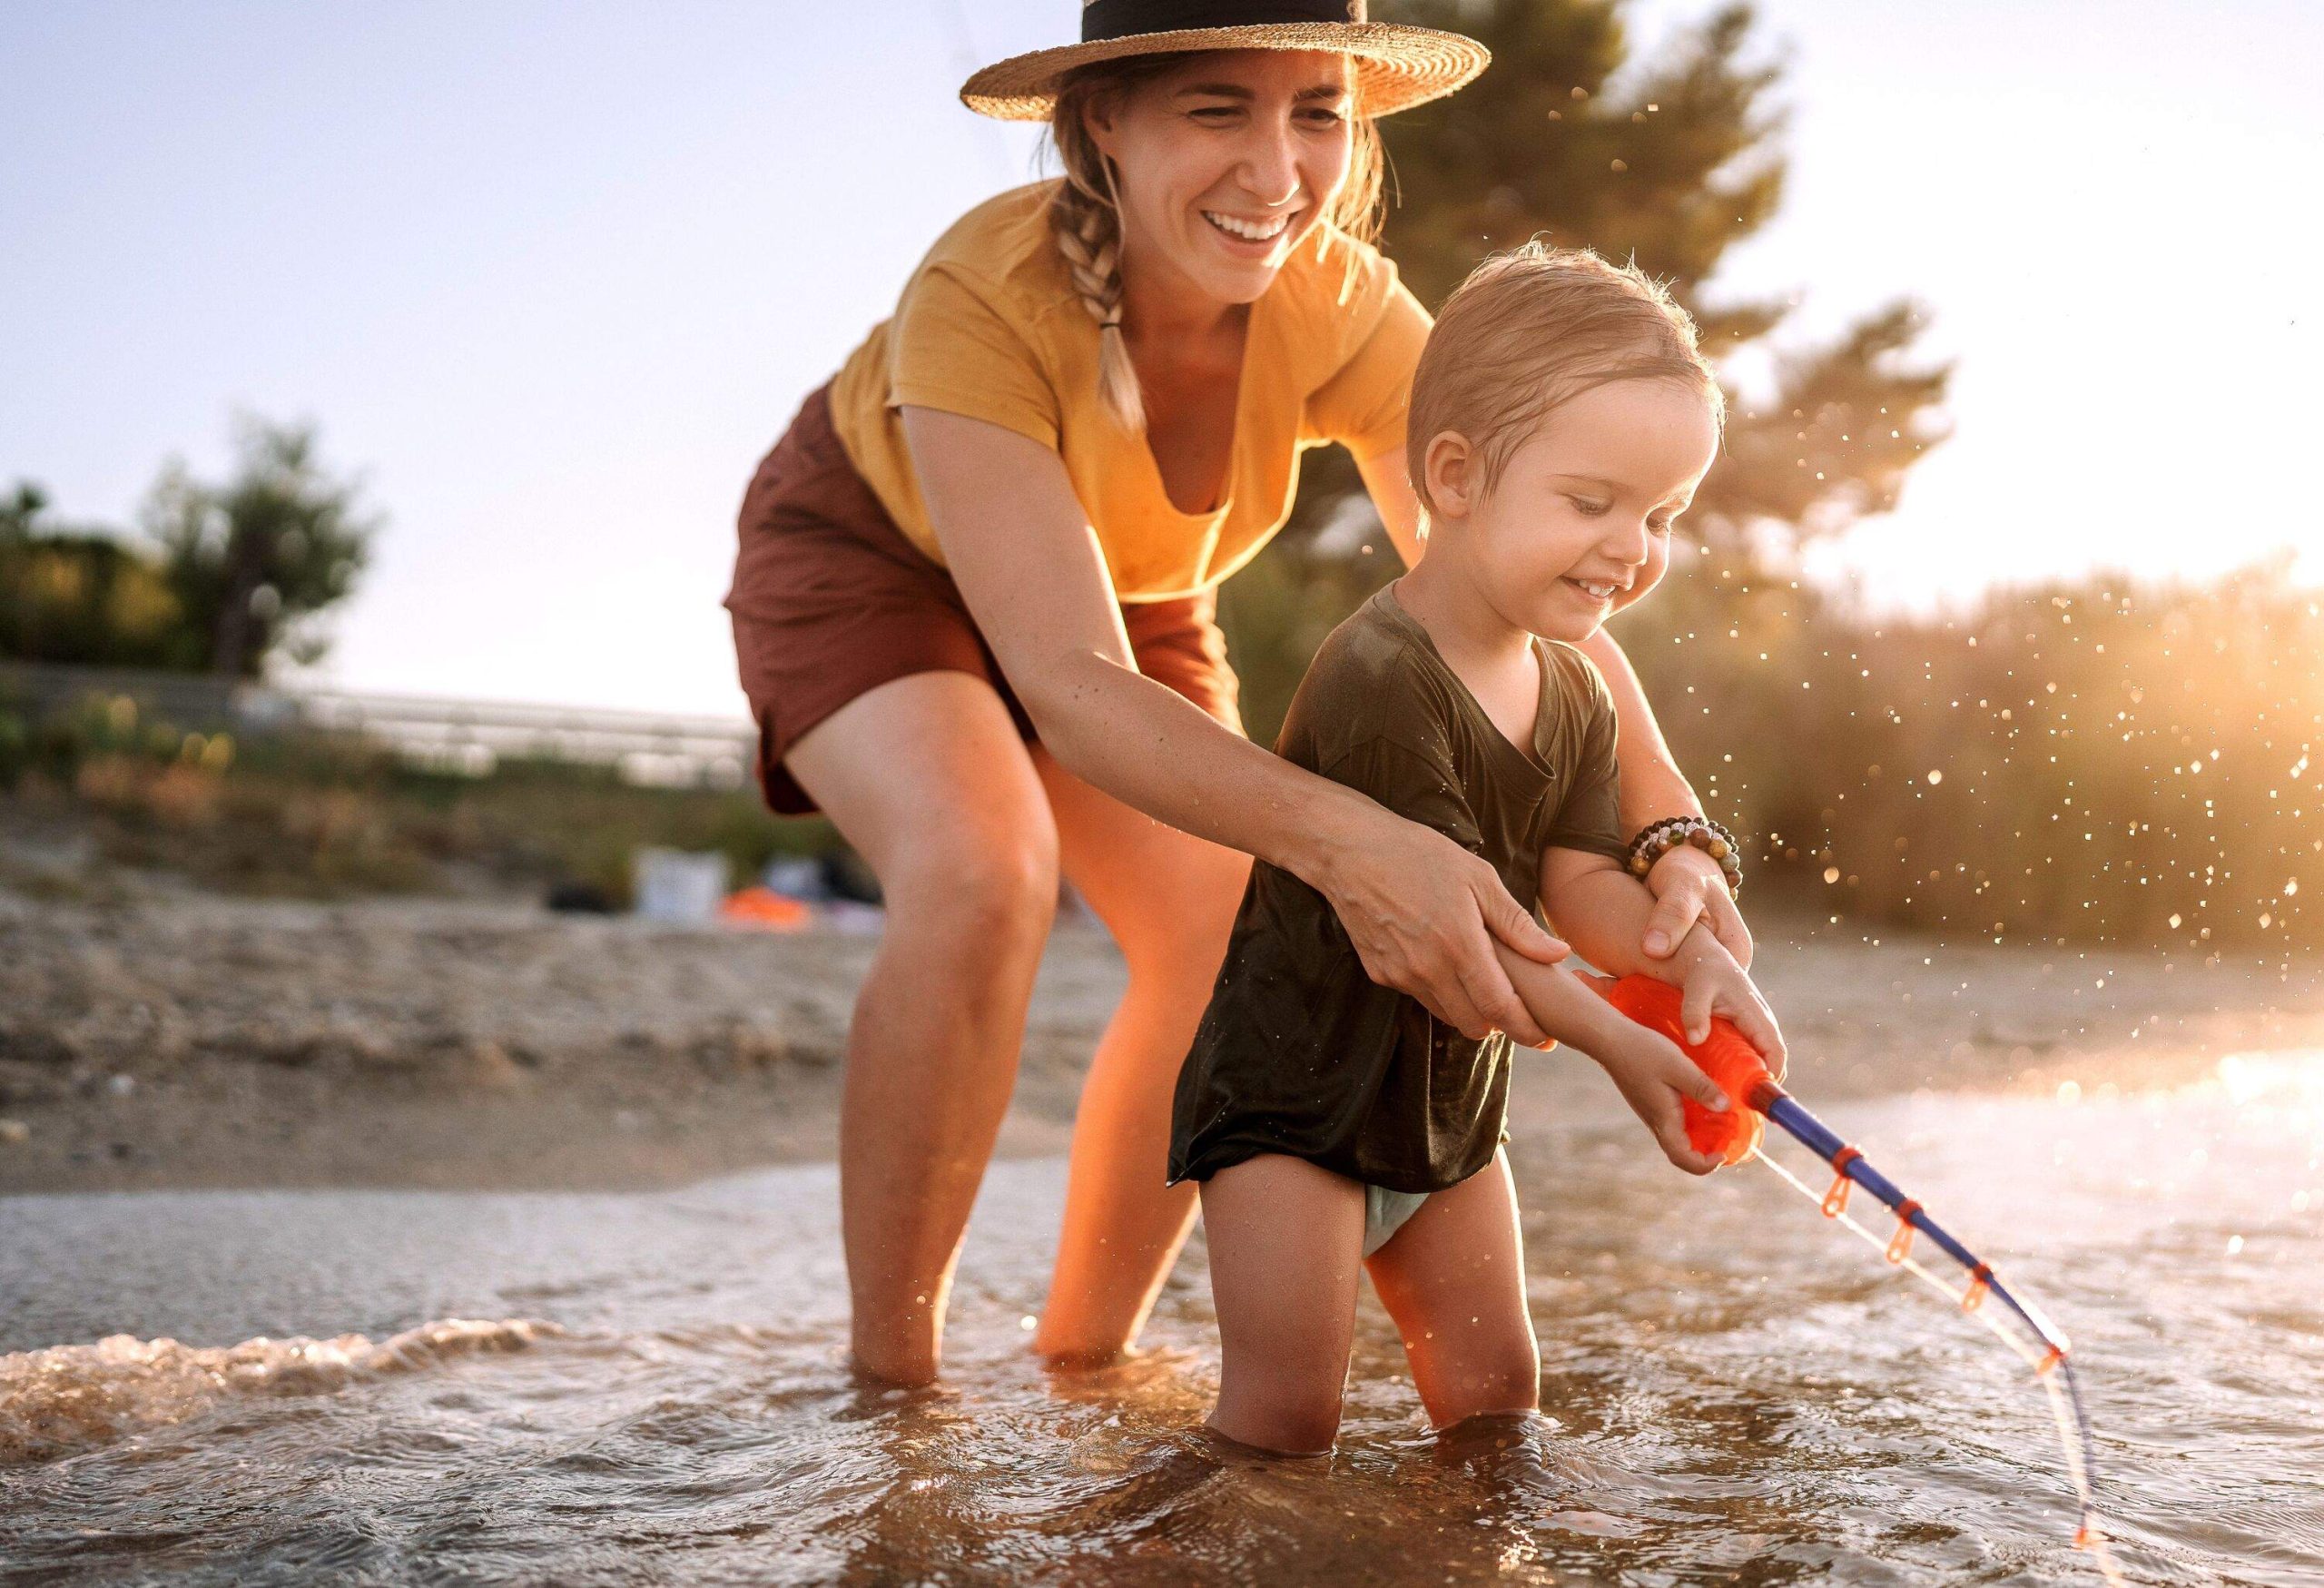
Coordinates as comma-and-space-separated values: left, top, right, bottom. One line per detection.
3, 1051, 2319, 1586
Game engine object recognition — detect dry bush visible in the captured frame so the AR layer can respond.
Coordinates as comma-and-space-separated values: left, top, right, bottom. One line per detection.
1621, 553, 2319, 951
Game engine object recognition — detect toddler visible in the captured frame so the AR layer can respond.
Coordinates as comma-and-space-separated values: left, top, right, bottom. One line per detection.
1168, 244, 1787, 1454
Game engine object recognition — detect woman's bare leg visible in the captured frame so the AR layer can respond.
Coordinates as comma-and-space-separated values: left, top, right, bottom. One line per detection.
1363, 1149, 1540, 1428
1199, 1154, 1366, 1453
1029, 749, 1250, 1364
783, 671, 1059, 1386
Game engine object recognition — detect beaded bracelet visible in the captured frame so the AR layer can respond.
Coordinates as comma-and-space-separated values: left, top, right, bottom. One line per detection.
1625, 815, 1744, 897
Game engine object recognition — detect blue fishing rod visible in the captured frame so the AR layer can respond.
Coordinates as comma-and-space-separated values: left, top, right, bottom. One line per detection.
1596, 974, 2122, 1579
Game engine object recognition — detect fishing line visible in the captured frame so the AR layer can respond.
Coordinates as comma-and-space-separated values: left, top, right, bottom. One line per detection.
1749, 1141, 2123, 1583
1599, 974, 2129, 1583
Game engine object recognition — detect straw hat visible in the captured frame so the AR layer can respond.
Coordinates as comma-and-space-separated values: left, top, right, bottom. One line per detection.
960, 1, 1491, 122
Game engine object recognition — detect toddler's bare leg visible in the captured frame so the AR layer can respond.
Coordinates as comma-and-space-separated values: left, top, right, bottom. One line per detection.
1198, 1155, 1365, 1454
1364, 1149, 1540, 1428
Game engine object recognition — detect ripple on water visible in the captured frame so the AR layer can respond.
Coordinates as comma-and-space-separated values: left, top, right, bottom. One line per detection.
0, 1060, 2318, 1584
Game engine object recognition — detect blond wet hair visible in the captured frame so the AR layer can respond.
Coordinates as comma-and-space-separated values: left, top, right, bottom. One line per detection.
1406, 243, 1725, 516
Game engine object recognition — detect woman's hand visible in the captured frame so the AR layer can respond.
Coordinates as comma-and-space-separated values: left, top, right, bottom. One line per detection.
1314, 805, 1569, 1045
1642, 843, 1752, 969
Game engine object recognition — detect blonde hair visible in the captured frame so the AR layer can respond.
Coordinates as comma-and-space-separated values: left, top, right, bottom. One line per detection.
1406, 243, 1725, 516
1047, 52, 1385, 433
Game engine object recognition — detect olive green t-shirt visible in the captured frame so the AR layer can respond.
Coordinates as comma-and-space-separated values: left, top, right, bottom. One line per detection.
1167, 584, 1630, 1196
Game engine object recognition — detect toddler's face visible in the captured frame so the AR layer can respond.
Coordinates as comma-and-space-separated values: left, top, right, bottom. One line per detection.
1457, 379, 1718, 644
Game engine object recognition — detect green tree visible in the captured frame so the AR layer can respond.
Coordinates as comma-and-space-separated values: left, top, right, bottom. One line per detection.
1222, 1, 1953, 743
143, 417, 379, 676
0, 483, 189, 667
1379, 0, 1951, 550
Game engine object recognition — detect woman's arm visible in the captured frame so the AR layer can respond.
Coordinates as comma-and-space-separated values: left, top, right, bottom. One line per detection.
903, 406, 1567, 1043
1354, 445, 1427, 569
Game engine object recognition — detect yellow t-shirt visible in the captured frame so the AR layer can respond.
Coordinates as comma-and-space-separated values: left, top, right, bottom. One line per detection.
827, 180, 1431, 602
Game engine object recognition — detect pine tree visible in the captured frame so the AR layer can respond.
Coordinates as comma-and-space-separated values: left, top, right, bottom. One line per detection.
1223, 2, 1954, 743
1378, 0, 1951, 551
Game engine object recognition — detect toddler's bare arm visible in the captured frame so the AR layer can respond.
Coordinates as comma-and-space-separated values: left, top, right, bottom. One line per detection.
1536, 850, 1683, 982
1536, 847, 1787, 1075
1487, 937, 1724, 1175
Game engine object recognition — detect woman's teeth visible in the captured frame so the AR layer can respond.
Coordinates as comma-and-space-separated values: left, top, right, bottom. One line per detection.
1203, 211, 1291, 242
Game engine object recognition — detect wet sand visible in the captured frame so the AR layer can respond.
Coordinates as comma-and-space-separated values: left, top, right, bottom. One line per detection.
3, 883, 2319, 1195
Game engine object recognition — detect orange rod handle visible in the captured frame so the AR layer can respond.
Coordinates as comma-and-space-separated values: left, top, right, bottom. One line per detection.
1590, 975, 1772, 1167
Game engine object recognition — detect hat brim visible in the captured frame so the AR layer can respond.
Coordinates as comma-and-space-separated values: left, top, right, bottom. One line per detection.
959, 23, 1489, 122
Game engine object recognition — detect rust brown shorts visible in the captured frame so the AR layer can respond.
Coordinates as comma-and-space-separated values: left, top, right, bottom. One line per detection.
724, 385, 1243, 815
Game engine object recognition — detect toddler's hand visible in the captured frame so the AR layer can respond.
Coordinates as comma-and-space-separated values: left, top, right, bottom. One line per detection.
1673, 933, 1787, 1082
1581, 998, 1729, 1176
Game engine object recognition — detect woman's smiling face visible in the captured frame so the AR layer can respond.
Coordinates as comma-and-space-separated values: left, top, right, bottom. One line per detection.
1084, 51, 1354, 309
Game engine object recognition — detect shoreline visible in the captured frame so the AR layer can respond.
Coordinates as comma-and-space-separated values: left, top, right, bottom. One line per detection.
4, 884, 2319, 1196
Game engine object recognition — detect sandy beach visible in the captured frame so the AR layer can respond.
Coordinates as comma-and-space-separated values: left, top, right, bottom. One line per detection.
5, 878, 2319, 1196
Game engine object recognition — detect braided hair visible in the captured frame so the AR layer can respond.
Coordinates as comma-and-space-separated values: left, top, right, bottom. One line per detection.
1050, 143, 1147, 433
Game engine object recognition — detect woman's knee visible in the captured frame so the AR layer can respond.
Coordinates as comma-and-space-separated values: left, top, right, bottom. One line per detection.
784, 671, 1059, 951
883, 821, 1060, 952
1110, 852, 1250, 995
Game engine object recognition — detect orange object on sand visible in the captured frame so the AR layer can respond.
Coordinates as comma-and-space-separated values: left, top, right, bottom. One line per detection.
1592, 975, 1772, 1165
719, 886, 812, 932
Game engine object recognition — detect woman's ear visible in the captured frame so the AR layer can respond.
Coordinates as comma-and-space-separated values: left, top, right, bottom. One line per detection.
1081, 92, 1121, 160
1422, 430, 1475, 522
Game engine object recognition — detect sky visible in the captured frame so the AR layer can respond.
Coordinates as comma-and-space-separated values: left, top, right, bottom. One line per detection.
4, 1, 2319, 717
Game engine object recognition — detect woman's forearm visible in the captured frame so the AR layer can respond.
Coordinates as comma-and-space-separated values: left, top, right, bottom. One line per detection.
1576, 626, 1701, 833
902, 407, 1386, 892
1021, 646, 1375, 885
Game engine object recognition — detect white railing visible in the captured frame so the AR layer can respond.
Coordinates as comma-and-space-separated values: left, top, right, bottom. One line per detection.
0, 662, 756, 789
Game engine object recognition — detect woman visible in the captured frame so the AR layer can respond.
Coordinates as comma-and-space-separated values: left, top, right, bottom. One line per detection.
726, 1, 1750, 1386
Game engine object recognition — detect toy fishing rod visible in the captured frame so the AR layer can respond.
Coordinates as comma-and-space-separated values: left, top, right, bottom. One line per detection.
1596, 975, 2125, 1583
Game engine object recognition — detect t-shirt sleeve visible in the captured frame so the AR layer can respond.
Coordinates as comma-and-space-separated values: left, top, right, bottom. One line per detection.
1321, 735, 1485, 854
1305, 274, 1432, 462
884, 263, 1064, 450
1541, 652, 1630, 861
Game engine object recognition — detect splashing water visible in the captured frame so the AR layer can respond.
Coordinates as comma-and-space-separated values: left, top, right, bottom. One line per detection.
2, 1054, 2319, 1584
0, 1318, 558, 1465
